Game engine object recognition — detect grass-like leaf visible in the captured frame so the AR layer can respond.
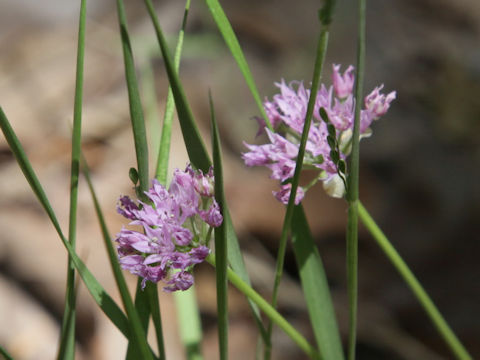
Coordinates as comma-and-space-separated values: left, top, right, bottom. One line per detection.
144, 0, 267, 342
0, 108, 153, 356
144, 0, 210, 173
115, 0, 149, 193
291, 206, 344, 360
82, 160, 157, 360
57, 0, 87, 358
115, 1, 153, 352
204, 0, 271, 130
155, 0, 192, 184
210, 93, 229, 359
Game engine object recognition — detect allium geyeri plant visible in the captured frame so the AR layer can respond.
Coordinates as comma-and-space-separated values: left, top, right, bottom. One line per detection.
0, 0, 473, 359
243, 64, 396, 202
116, 165, 222, 291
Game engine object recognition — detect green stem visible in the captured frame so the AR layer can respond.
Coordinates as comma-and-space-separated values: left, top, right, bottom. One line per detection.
358, 202, 472, 360
58, 1, 86, 357
206, 255, 319, 360
346, 1, 366, 359
174, 287, 203, 360
147, 284, 166, 359
265, 19, 330, 360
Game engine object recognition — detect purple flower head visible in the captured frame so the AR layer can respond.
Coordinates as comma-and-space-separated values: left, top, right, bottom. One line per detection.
114, 165, 222, 292
332, 64, 355, 99
243, 64, 395, 203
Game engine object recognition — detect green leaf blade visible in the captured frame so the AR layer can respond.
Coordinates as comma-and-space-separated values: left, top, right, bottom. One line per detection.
204, 0, 271, 130
210, 94, 229, 360
58, 0, 87, 357
115, 2, 153, 355
82, 160, 157, 360
144, 0, 211, 173
291, 206, 344, 360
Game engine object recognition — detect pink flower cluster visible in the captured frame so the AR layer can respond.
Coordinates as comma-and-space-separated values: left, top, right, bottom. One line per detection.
243, 64, 396, 202
115, 165, 222, 292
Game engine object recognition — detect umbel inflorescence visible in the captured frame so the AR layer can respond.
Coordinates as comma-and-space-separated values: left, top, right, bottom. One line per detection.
115, 165, 222, 292
242, 64, 396, 203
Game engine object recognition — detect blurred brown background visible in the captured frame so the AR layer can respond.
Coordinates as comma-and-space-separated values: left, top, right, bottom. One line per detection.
0, 0, 479, 359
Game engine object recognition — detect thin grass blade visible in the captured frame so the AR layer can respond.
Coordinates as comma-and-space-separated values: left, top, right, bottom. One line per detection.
57, 1, 87, 358
82, 160, 158, 360
291, 206, 344, 360
204, 0, 271, 130
115, 0, 149, 193
115, 2, 153, 353
210, 93, 229, 359
144, 0, 210, 173
155, 0, 191, 183
0, 108, 155, 358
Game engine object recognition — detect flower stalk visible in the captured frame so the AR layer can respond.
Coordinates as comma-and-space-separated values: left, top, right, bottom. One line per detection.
358, 202, 472, 360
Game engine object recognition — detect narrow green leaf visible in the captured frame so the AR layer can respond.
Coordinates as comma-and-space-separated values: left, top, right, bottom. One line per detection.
144, 0, 267, 343
115, 1, 152, 352
144, 0, 211, 173
115, 0, 149, 194
155, 0, 192, 184
82, 160, 156, 360
291, 206, 344, 360
0, 345, 14, 360
204, 0, 271, 130
210, 93, 229, 360
146, 283, 166, 359
58, 0, 87, 358
0, 108, 154, 359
